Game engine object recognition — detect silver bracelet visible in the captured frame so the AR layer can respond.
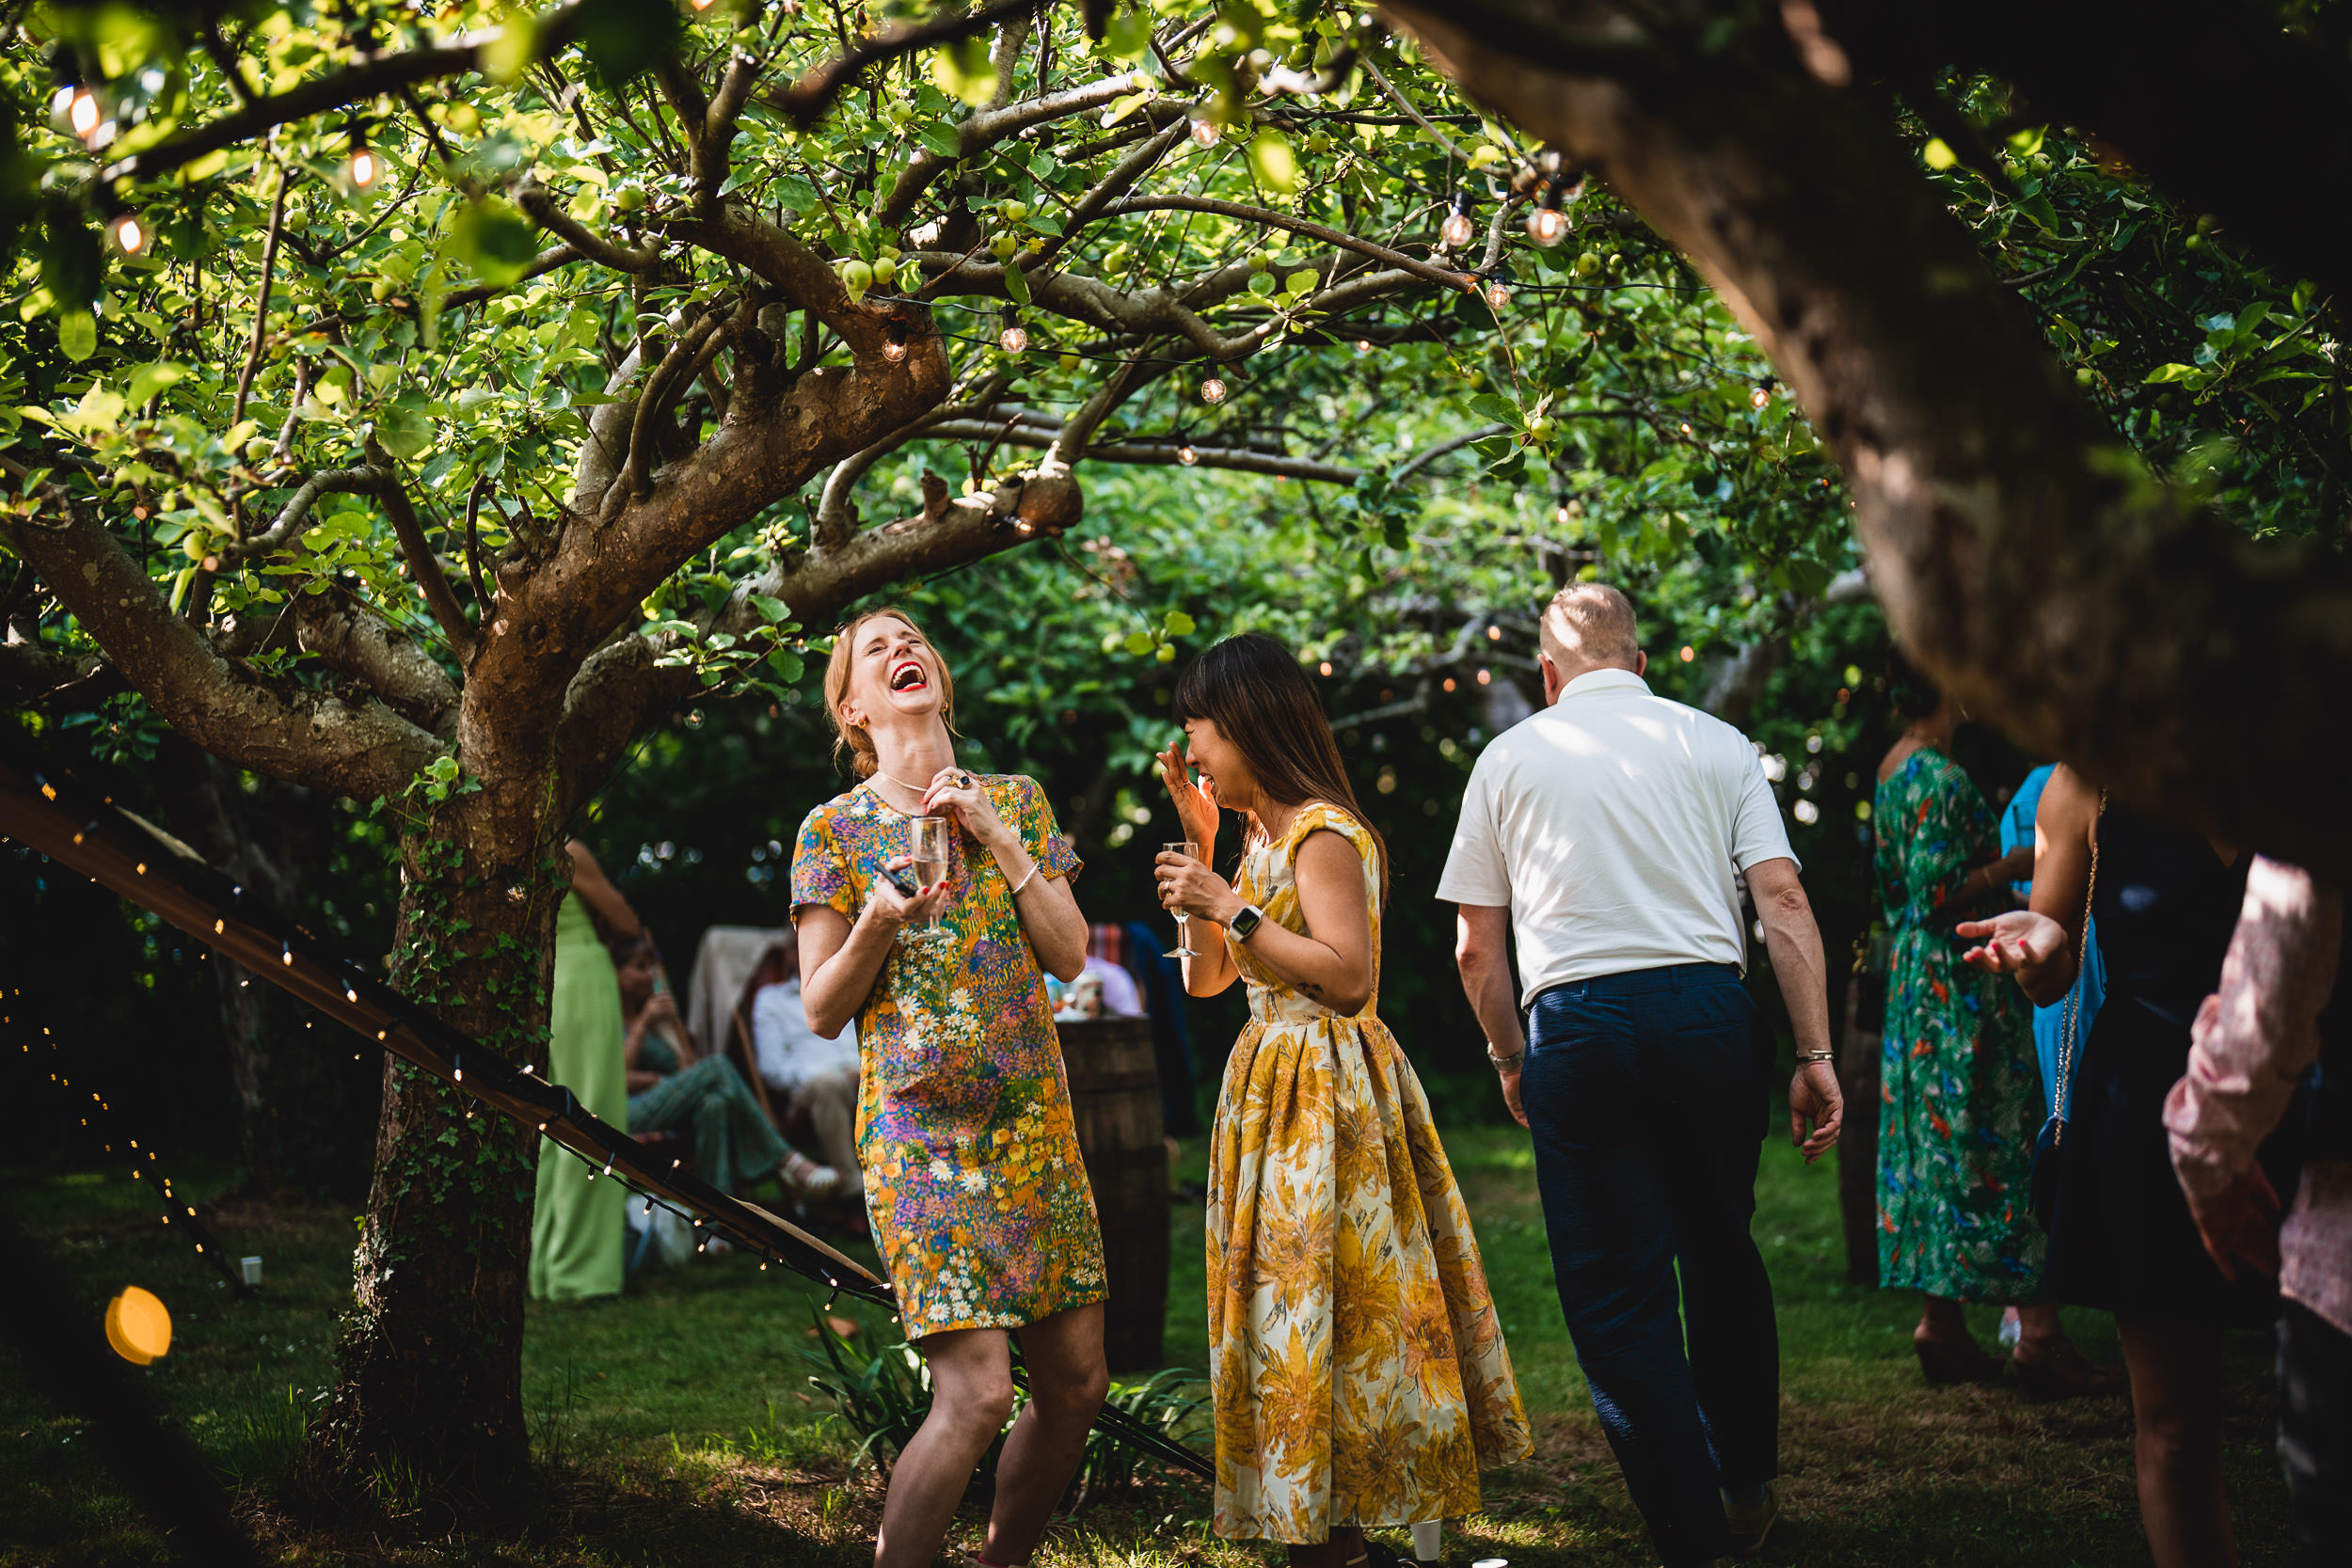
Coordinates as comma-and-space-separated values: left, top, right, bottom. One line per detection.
1796, 1049, 1835, 1064
1009, 863, 1039, 896
1486, 1045, 1526, 1074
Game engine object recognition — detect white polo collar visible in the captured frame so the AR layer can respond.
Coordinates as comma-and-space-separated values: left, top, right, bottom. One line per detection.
1558, 667, 1651, 700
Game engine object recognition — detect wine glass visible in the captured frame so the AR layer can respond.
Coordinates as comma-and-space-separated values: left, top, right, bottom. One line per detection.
1163, 840, 1204, 958
908, 816, 952, 943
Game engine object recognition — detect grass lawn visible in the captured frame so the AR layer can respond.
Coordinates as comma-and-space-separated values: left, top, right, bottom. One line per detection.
0, 1123, 2296, 1566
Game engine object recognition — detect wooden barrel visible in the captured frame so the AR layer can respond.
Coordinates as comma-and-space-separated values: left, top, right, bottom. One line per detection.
1058, 1015, 1169, 1370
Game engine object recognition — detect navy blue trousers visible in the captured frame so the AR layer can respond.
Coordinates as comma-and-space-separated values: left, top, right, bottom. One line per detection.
1523, 962, 1781, 1568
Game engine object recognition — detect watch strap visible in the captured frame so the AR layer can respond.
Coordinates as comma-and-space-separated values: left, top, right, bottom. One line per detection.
1230, 902, 1265, 940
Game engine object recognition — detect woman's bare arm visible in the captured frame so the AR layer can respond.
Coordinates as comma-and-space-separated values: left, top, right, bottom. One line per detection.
1163, 831, 1375, 1014
1958, 764, 2097, 1006
796, 860, 946, 1039
566, 840, 641, 937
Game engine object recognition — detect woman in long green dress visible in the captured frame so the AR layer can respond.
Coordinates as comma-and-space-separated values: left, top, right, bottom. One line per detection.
529, 842, 634, 1302
1874, 656, 2106, 1394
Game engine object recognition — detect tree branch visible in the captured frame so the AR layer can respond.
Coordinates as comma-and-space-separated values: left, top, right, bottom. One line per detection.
877, 71, 1147, 229
219, 467, 395, 564
0, 513, 444, 801
367, 447, 477, 663
772, 0, 1046, 127
921, 420, 1359, 483
294, 593, 461, 733
1094, 194, 1470, 291
99, 8, 588, 186
511, 179, 661, 272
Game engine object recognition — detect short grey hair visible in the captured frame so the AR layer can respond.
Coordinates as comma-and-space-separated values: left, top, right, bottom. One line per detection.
1540, 583, 1641, 668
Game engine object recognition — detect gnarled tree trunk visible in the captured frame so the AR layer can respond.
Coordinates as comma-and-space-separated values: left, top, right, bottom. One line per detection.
1383, 0, 2352, 873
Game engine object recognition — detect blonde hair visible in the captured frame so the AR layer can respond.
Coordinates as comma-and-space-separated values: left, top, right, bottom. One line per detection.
822, 606, 958, 780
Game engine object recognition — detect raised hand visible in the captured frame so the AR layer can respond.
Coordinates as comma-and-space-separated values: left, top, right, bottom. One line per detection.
920, 768, 1011, 851
1156, 739, 1219, 852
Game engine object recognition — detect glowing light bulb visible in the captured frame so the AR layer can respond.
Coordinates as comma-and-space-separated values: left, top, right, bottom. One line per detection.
1200, 375, 1227, 404
1440, 208, 1473, 249
345, 143, 379, 191
1750, 384, 1772, 409
882, 320, 909, 361
1354, 339, 1373, 356
107, 213, 145, 255
998, 324, 1027, 354
1485, 280, 1511, 309
691, 0, 716, 8
1527, 205, 1568, 246
1177, 443, 1198, 466
1189, 115, 1220, 148
67, 87, 101, 141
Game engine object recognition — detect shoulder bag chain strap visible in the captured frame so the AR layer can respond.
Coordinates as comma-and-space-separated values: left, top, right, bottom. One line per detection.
2054, 788, 2106, 1143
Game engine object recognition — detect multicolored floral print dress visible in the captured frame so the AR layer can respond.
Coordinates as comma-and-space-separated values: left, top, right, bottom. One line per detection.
790, 775, 1105, 1335
1874, 747, 2046, 1302
1207, 803, 1531, 1544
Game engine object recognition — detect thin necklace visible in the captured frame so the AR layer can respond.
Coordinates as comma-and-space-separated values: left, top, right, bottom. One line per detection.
868, 765, 961, 800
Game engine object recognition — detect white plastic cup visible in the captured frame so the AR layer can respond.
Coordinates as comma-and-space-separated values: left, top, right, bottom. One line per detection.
1412, 1521, 1443, 1560
239, 1256, 263, 1287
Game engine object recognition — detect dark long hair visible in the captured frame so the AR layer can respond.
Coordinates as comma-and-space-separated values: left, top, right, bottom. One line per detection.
1170, 632, 1388, 903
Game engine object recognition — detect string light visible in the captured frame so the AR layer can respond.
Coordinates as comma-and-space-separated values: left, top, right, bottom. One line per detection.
53, 82, 101, 142
1439, 193, 1474, 250
342, 125, 380, 193
1527, 201, 1568, 246
882, 317, 910, 362
1200, 375, 1227, 405
998, 320, 1027, 355
1177, 442, 1198, 466
1484, 279, 1511, 310
107, 212, 146, 256
1188, 115, 1220, 148
1750, 382, 1772, 409
1354, 339, 1373, 356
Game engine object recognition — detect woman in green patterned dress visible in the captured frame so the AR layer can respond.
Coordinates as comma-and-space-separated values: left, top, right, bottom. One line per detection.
793, 607, 1106, 1568
1875, 653, 2105, 1393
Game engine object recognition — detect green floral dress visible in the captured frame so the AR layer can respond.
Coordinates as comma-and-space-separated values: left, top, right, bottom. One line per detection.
790, 775, 1105, 1334
1874, 747, 2046, 1301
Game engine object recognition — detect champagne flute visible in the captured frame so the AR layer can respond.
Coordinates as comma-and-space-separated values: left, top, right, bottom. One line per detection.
909, 816, 952, 943
1163, 840, 1204, 958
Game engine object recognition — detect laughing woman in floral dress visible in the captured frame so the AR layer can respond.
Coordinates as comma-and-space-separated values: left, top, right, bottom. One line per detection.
792, 607, 1106, 1568
1154, 633, 1530, 1568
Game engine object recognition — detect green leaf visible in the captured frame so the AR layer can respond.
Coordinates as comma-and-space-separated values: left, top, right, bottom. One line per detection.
749, 594, 792, 625
768, 649, 805, 683
2143, 362, 2204, 385
1101, 7, 1151, 60
1163, 610, 1196, 636
377, 406, 435, 461
1465, 393, 1517, 424
449, 198, 539, 287
1003, 264, 1031, 307
916, 123, 961, 159
572, 0, 685, 87
1248, 131, 1300, 196
123, 360, 189, 405
1284, 269, 1319, 298
57, 310, 97, 363
1122, 630, 1154, 656
930, 35, 998, 107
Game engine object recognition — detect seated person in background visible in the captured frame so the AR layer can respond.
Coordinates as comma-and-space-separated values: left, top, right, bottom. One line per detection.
744, 942, 863, 1201
614, 932, 839, 1199
1080, 922, 1146, 1016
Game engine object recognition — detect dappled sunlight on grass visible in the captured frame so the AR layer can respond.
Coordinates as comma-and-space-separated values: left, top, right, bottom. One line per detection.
0, 1117, 2297, 1564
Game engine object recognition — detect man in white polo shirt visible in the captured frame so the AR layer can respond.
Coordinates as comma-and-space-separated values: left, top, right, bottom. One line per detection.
1439, 583, 1843, 1565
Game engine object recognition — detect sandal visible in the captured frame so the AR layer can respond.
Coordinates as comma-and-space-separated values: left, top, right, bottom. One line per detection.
782, 1151, 841, 1199
2012, 1339, 2128, 1401
1914, 1330, 2004, 1386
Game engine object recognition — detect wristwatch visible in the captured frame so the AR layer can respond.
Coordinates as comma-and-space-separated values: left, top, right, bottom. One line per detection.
1486, 1044, 1526, 1074
1229, 901, 1267, 941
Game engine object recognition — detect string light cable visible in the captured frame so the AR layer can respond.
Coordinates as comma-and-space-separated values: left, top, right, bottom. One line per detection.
0, 749, 1211, 1481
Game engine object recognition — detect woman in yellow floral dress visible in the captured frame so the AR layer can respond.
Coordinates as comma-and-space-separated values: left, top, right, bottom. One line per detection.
1155, 633, 1530, 1567
793, 608, 1107, 1568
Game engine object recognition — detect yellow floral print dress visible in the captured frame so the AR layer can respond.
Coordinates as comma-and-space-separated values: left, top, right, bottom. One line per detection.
1207, 803, 1530, 1544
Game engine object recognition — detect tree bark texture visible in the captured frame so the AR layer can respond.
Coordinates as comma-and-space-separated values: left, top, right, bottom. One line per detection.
301, 799, 565, 1499
1382, 0, 2352, 875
